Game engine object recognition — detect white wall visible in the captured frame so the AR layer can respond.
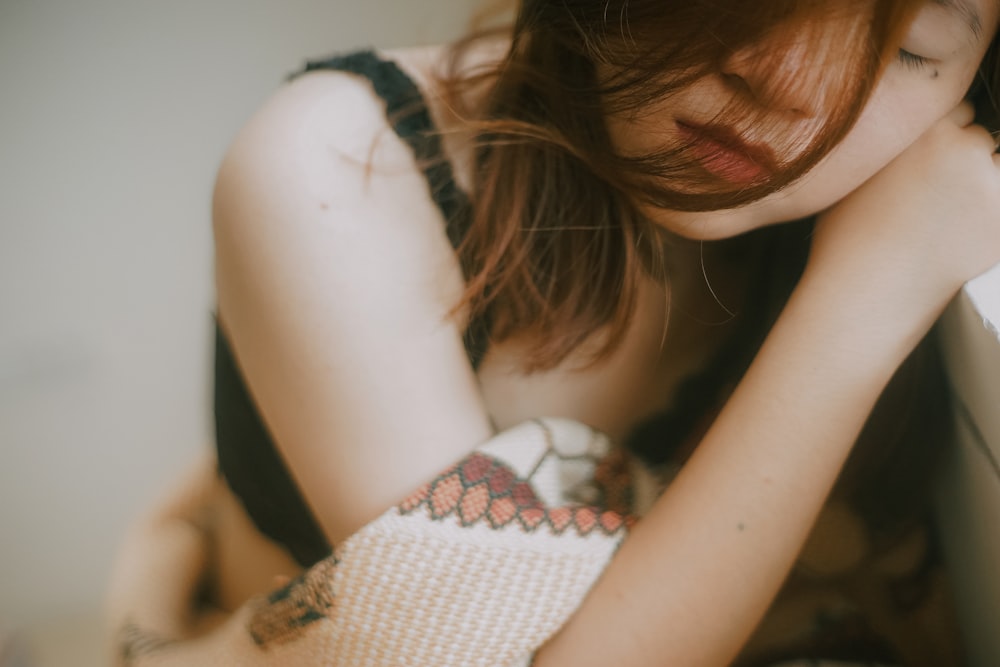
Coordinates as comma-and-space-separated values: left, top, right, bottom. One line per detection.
4, 0, 999, 663
0, 0, 480, 629
936, 267, 1000, 667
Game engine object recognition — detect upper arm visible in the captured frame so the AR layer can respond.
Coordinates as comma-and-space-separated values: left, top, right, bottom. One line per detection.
212, 69, 493, 545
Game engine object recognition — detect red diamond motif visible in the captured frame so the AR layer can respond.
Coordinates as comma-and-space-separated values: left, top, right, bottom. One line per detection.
488, 466, 515, 495
512, 482, 539, 508
461, 454, 492, 484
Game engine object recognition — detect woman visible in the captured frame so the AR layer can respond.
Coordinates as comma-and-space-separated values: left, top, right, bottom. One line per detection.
107, 0, 1000, 664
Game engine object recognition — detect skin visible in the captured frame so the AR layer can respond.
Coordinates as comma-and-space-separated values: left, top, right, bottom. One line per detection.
536, 2, 1000, 664
106, 1, 1000, 664
613, 0, 1000, 239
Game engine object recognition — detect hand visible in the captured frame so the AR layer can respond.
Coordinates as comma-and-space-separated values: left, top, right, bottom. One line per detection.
808, 101, 1000, 326
105, 455, 226, 663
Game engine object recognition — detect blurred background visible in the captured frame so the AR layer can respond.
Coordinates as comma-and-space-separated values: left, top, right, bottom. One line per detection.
3, 0, 1000, 665
0, 0, 481, 664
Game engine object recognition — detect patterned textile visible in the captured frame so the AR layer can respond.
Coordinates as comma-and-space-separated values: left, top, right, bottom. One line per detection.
116, 419, 632, 666
110, 416, 956, 666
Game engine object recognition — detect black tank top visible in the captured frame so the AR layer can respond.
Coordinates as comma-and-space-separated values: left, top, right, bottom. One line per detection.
214, 50, 490, 567
213, 49, 757, 568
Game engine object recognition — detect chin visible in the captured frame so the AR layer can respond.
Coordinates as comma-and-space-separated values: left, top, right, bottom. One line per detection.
647, 206, 778, 241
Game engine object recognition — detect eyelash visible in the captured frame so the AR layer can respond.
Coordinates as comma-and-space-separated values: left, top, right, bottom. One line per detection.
897, 49, 933, 70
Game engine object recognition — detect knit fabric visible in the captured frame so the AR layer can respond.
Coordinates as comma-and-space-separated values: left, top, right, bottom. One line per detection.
118, 419, 632, 666
111, 417, 937, 666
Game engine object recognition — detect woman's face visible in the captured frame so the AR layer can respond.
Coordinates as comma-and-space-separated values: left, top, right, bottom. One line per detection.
625, 0, 1000, 240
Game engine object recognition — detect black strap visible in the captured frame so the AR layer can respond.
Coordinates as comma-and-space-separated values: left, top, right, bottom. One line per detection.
302, 52, 471, 247
214, 325, 332, 566
301, 50, 490, 367
215, 51, 495, 569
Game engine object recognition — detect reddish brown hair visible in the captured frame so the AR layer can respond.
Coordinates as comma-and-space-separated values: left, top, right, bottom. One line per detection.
441, 0, 928, 371
431, 0, 1000, 569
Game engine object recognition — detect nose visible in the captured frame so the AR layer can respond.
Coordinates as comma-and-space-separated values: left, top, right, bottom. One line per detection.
719, 30, 826, 118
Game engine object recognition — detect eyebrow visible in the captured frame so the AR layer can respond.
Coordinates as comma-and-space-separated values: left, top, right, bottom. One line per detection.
932, 0, 984, 42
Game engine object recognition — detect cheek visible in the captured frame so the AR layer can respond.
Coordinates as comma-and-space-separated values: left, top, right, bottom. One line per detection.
796, 77, 958, 206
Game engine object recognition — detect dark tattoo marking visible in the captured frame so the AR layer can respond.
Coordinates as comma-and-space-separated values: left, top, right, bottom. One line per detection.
118, 619, 177, 666
248, 556, 338, 648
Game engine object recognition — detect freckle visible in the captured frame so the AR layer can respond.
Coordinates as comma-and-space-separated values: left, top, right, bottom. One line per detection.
319, 202, 329, 211
737, 522, 746, 532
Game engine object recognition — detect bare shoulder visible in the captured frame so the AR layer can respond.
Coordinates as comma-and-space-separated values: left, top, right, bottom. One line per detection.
210, 47, 494, 545
212, 49, 460, 281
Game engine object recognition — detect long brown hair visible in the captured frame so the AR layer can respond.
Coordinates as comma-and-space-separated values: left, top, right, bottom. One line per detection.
440, 0, 930, 371
431, 0, 1000, 573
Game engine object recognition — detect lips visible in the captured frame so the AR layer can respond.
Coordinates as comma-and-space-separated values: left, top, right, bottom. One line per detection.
675, 121, 778, 185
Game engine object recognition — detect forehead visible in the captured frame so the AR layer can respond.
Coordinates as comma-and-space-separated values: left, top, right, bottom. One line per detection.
932, 0, 986, 41
906, 0, 1000, 54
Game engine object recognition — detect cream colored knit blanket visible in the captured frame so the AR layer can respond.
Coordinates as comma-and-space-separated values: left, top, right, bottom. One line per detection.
109, 415, 939, 666
113, 418, 632, 667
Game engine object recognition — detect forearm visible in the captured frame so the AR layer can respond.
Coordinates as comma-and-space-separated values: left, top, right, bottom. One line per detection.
105, 457, 223, 662
536, 269, 934, 667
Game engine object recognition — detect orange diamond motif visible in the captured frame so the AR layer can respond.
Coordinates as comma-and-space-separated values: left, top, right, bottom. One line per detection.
548, 507, 573, 534
573, 507, 597, 535
459, 483, 491, 524
429, 474, 464, 518
394, 450, 636, 538
519, 507, 546, 531
488, 496, 518, 528
399, 483, 430, 514
599, 511, 624, 533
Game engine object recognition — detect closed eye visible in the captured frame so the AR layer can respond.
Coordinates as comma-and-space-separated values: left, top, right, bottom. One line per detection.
897, 49, 934, 70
